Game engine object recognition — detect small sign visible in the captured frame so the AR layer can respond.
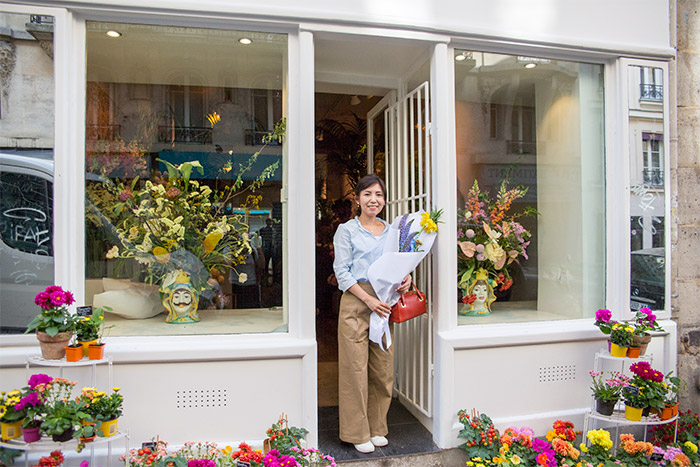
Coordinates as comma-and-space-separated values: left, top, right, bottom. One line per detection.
236, 462, 250, 467
76, 306, 93, 317
650, 453, 664, 461
142, 441, 157, 450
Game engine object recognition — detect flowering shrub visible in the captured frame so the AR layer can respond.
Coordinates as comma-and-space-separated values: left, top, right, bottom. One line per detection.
652, 410, 700, 446
616, 433, 655, 466
633, 306, 664, 335
609, 322, 635, 347
589, 371, 629, 403
457, 179, 536, 295
31, 450, 64, 467
230, 442, 264, 465
629, 361, 666, 411
457, 409, 499, 461
26, 285, 77, 337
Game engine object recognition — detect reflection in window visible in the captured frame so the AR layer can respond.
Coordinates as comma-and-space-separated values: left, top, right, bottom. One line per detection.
455, 51, 605, 324
84, 22, 287, 336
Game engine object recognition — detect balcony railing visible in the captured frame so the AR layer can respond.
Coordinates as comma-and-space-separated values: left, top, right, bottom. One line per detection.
86, 124, 121, 141
506, 140, 537, 155
640, 84, 663, 101
245, 129, 283, 146
158, 126, 212, 145
643, 168, 664, 187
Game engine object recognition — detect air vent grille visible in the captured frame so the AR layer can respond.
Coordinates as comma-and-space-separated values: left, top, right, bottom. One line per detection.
538, 365, 576, 383
176, 389, 228, 409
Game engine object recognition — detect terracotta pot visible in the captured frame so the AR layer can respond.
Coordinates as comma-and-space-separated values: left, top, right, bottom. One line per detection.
22, 424, 42, 443
633, 333, 652, 355
65, 345, 83, 362
596, 398, 616, 416
79, 435, 96, 443
626, 346, 642, 358
88, 343, 105, 360
672, 403, 679, 416
661, 405, 674, 420
79, 340, 97, 357
37, 331, 73, 360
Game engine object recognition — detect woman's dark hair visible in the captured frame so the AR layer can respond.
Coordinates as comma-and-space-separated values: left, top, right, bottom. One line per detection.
354, 174, 387, 215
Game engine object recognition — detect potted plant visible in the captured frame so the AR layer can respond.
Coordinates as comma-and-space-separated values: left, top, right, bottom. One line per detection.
26, 285, 77, 360
64, 334, 84, 362
90, 388, 123, 437
31, 450, 64, 467
85, 308, 111, 360
16, 391, 45, 443
589, 371, 629, 416
75, 307, 107, 357
608, 322, 635, 357
631, 307, 664, 355
0, 389, 24, 441
622, 384, 647, 421
39, 377, 90, 442
629, 361, 666, 415
661, 372, 683, 419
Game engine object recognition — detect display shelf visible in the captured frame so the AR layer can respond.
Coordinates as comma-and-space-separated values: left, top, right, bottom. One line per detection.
586, 409, 678, 426
26, 355, 113, 388
0, 431, 126, 451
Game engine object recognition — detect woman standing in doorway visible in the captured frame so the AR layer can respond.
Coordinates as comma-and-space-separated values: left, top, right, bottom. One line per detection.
333, 174, 410, 453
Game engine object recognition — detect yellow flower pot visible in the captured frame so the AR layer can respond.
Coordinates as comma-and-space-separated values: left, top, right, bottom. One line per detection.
1, 419, 23, 440
609, 342, 628, 358
99, 418, 119, 437
79, 340, 97, 357
625, 405, 644, 421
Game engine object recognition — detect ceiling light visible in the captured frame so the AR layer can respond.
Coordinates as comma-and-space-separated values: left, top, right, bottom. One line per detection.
525, 63, 537, 69
239, 38, 252, 45
350, 95, 361, 106
455, 53, 466, 61
105, 30, 122, 38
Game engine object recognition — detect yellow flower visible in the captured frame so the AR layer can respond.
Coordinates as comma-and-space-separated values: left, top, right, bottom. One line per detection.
221, 446, 232, 456
420, 212, 438, 233
8, 391, 21, 397
106, 245, 119, 259
684, 441, 698, 453
580, 443, 589, 453
113, 387, 121, 392
484, 241, 506, 264
0, 406, 6, 417
153, 246, 170, 263
204, 231, 223, 254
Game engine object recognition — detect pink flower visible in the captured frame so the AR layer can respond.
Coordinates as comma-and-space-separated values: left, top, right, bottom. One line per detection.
596, 309, 612, 323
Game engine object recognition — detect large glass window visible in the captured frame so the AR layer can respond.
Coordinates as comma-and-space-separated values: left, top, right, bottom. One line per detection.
0, 12, 55, 333
454, 51, 605, 324
85, 22, 287, 335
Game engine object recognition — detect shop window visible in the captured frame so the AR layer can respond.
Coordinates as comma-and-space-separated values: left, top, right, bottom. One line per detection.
455, 51, 605, 324
84, 22, 288, 336
0, 12, 55, 333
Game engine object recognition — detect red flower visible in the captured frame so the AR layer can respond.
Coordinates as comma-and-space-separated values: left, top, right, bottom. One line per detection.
462, 294, 477, 305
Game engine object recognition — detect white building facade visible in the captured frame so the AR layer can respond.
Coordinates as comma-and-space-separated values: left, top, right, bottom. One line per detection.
0, 0, 676, 453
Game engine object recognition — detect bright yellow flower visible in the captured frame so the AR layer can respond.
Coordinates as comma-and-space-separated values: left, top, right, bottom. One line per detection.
7, 390, 20, 397
684, 441, 698, 453
580, 443, 589, 453
113, 387, 121, 392
0, 406, 6, 417
204, 231, 223, 253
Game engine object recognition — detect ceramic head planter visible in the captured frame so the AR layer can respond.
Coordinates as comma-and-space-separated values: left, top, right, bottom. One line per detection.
461, 269, 497, 316
162, 270, 200, 324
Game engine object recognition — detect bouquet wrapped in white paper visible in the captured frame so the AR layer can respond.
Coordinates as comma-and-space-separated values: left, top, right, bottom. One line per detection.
368, 208, 442, 350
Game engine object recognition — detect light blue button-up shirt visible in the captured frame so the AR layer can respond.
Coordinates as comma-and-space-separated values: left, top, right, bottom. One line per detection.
333, 217, 388, 292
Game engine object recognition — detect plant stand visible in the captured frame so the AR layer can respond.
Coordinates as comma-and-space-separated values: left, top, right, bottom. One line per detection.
0, 356, 129, 467
582, 350, 678, 448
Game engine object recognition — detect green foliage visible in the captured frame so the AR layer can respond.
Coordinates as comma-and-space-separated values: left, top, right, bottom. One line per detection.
457, 409, 500, 461
265, 416, 308, 456
25, 306, 77, 337
0, 447, 21, 466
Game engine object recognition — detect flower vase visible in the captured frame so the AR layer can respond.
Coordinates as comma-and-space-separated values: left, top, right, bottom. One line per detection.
161, 269, 201, 324
661, 404, 674, 420
22, 424, 42, 443
36, 331, 73, 360
460, 270, 496, 317
624, 405, 644, 421
98, 418, 119, 437
626, 346, 642, 358
596, 399, 616, 416
51, 427, 74, 443
609, 342, 628, 358
65, 345, 83, 362
633, 333, 652, 355
1, 420, 23, 441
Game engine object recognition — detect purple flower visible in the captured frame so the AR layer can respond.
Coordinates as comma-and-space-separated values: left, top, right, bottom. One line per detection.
466, 229, 475, 238
595, 309, 612, 323
15, 392, 41, 410
532, 438, 557, 467
28, 373, 53, 389
187, 460, 215, 467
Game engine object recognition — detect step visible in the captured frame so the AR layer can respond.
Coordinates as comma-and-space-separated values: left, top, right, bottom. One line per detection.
337, 448, 467, 466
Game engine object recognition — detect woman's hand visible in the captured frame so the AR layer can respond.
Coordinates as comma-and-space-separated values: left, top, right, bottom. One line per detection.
364, 296, 392, 318
396, 275, 412, 295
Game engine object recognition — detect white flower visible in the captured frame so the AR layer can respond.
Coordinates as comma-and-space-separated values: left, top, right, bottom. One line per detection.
106, 245, 119, 259
238, 273, 248, 284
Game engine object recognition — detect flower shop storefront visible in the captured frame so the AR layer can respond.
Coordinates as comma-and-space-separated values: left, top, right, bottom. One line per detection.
0, 0, 678, 462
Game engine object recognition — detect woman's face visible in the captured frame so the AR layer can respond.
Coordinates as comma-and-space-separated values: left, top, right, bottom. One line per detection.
356, 183, 385, 217
473, 284, 488, 303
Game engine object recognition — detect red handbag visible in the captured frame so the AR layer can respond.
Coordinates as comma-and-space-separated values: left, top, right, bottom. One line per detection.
389, 281, 426, 323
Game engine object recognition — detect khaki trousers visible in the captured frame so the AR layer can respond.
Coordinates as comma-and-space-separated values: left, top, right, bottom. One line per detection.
338, 282, 394, 444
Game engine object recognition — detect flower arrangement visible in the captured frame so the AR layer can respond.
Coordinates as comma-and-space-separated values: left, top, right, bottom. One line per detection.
629, 361, 666, 411
36, 377, 88, 438
660, 445, 693, 466
85, 388, 123, 423
26, 286, 77, 337
120, 440, 169, 467
75, 308, 108, 343
498, 426, 536, 466
230, 442, 264, 465
0, 389, 23, 423
580, 429, 614, 465
633, 306, 664, 335
589, 370, 630, 403
616, 433, 655, 466
395, 208, 443, 252
609, 322, 635, 347
457, 179, 536, 295
457, 409, 500, 461
264, 415, 308, 456
31, 450, 64, 467
89, 121, 285, 293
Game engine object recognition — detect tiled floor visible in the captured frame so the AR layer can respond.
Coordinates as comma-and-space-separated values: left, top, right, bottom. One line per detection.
318, 400, 439, 462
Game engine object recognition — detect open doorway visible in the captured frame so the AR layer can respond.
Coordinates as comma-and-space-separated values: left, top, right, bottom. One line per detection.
313, 33, 437, 460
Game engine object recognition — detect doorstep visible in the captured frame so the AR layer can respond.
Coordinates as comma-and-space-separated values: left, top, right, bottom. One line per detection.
335, 449, 467, 466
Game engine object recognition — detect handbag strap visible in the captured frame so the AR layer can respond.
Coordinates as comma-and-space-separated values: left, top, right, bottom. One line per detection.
397, 280, 424, 307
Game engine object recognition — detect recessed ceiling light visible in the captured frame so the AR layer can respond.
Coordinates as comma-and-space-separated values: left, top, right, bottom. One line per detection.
525, 63, 537, 69
105, 30, 122, 38
239, 38, 252, 45
455, 53, 466, 61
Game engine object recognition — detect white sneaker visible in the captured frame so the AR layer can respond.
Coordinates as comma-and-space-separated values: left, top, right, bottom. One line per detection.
354, 441, 375, 453
370, 435, 388, 447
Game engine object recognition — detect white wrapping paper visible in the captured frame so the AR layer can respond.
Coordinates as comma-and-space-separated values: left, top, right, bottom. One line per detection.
367, 210, 437, 350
